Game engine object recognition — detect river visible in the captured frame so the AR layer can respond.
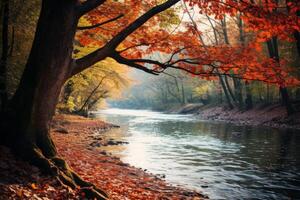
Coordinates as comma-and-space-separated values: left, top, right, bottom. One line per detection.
91, 108, 300, 200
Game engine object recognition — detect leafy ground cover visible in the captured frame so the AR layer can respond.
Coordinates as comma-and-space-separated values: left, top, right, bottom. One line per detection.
0, 114, 205, 200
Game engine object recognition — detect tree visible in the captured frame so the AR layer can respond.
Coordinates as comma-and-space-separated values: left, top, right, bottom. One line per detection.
0, 0, 185, 198
1, 0, 299, 198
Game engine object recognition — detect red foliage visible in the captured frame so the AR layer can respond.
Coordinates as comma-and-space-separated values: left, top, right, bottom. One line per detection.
76, 0, 300, 87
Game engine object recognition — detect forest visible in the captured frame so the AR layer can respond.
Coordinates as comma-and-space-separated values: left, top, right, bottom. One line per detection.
0, 0, 299, 199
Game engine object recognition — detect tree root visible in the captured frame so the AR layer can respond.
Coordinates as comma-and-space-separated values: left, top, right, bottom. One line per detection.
26, 147, 108, 200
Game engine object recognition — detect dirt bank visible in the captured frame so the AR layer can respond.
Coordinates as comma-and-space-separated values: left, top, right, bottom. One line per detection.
171, 104, 300, 129
0, 114, 205, 199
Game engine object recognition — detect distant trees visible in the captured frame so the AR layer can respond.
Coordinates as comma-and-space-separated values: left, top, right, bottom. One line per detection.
58, 59, 131, 115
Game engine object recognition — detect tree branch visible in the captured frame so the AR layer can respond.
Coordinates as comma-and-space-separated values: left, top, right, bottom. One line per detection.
105, 0, 180, 50
77, 14, 124, 30
110, 53, 159, 75
77, 0, 106, 16
72, 0, 180, 76
118, 43, 150, 53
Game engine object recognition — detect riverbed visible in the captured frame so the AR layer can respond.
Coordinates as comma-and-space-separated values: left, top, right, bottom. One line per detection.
92, 108, 300, 200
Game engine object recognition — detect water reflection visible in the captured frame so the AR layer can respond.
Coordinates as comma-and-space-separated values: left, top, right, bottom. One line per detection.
92, 109, 300, 200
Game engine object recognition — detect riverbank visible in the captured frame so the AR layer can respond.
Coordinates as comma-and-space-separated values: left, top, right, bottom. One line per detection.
0, 114, 205, 200
169, 103, 300, 129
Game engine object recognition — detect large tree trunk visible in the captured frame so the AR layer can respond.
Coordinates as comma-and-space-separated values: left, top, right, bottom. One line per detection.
9, 0, 78, 158
1, 0, 107, 198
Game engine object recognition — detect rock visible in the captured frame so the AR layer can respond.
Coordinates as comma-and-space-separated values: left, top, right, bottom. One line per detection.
106, 140, 128, 146
111, 124, 121, 128
54, 127, 69, 134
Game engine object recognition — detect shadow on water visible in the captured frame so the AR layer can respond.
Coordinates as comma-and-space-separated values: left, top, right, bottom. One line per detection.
91, 109, 300, 200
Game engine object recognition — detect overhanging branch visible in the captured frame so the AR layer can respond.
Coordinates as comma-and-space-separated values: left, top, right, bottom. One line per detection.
72, 0, 180, 76
110, 53, 159, 75
77, 14, 124, 30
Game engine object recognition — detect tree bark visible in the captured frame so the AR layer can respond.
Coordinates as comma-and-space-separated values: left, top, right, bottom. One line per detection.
0, 0, 9, 112
8, 0, 78, 158
219, 75, 234, 109
1, 1, 108, 198
233, 78, 243, 109
224, 76, 236, 103
244, 81, 253, 110
280, 87, 294, 115
266, 38, 295, 115
180, 80, 186, 105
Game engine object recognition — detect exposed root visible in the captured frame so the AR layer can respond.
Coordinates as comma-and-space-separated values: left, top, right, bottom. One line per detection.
52, 157, 108, 199
22, 146, 108, 200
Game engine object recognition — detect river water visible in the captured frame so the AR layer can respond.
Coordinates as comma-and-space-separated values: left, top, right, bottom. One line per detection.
92, 108, 300, 200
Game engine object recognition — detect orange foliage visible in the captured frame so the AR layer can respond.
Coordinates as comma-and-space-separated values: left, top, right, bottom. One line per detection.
76, 0, 300, 87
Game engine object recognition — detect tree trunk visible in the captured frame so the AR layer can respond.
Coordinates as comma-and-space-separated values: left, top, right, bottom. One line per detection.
280, 87, 294, 115
244, 81, 253, 110
286, 1, 300, 57
77, 76, 106, 115
233, 78, 243, 109
180, 80, 186, 105
266, 84, 270, 104
219, 75, 234, 109
0, 0, 9, 112
8, 0, 78, 158
294, 31, 300, 58
1, 1, 108, 198
266, 38, 295, 115
224, 76, 236, 103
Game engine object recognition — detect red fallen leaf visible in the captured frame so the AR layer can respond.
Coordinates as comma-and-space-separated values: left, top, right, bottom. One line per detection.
31, 183, 38, 190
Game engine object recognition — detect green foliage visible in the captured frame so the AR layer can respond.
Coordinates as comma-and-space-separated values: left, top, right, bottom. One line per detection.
58, 58, 132, 113
5, 0, 40, 96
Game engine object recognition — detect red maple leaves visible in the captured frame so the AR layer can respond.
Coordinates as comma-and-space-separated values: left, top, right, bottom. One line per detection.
76, 0, 300, 87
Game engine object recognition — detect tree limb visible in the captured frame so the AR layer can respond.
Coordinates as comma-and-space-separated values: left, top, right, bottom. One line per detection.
77, 14, 124, 30
110, 53, 159, 75
72, 0, 180, 75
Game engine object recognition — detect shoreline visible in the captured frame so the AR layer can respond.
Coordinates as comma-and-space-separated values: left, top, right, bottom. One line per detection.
52, 114, 206, 199
0, 114, 206, 199
166, 103, 300, 130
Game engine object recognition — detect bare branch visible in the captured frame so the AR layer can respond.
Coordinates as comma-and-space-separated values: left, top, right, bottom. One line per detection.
118, 43, 150, 53
110, 53, 159, 75
77, 14, 124, 30
166, 47, 187, 64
